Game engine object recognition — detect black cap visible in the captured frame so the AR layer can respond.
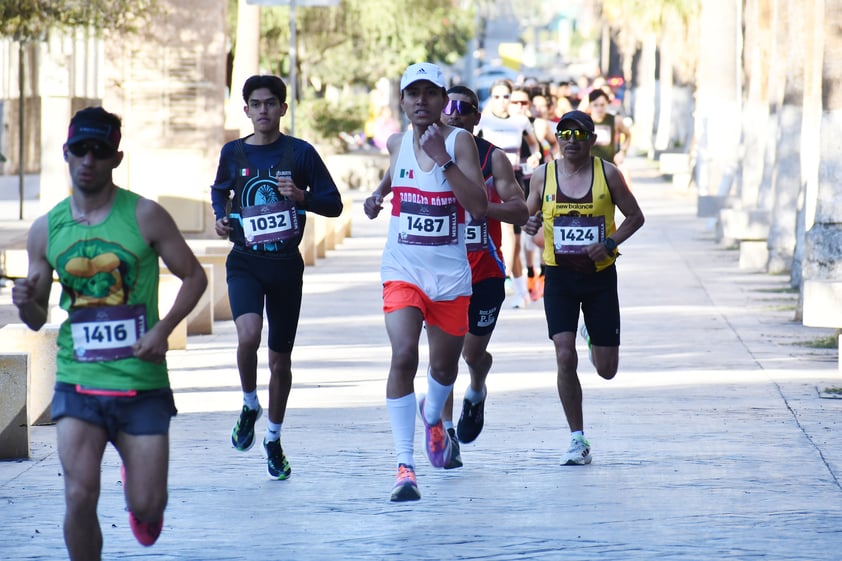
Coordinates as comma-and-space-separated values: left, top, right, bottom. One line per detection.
66, 107, 121, 150
557, 110, 595, 134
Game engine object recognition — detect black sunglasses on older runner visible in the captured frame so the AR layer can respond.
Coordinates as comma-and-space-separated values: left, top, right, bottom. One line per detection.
67, 141, 116, 160
443, 99, 478, 116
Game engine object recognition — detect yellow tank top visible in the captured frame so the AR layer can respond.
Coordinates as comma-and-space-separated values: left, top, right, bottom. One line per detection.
540, 157, 617, 273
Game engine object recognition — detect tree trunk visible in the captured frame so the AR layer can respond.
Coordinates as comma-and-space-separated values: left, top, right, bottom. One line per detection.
225, 0, 260, 135
766, 0, 804, 277
801, 0, 842, 282
653, 31, 674, 153
740, 0, 774, 210
632, 32, 656, 158
693, 0, 742, 199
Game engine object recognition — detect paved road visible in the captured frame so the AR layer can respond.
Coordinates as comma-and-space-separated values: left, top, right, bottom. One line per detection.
1, 160, 841, 560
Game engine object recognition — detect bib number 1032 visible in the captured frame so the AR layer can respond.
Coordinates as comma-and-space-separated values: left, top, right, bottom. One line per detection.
242, 200, 299, 244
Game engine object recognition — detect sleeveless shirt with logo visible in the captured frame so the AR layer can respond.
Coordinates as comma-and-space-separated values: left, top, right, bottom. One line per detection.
381, 127, 472, 301
540, 157, 617, 273
47, 188, 168, 390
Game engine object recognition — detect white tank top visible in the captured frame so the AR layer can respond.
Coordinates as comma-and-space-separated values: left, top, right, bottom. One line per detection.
381, 127, 472, 301
477, 112, 534, 168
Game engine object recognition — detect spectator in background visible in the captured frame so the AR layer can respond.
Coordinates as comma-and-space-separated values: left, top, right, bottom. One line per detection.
586, 88, 632, 168
371, 105, 400, 153
477, 80, 540, 309
553, 81, 575, 118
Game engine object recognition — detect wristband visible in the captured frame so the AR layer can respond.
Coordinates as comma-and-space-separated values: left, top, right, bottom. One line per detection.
441, 160, 455, 172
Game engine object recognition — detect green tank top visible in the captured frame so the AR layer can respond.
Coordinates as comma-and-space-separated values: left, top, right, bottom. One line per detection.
47, 188, 168, 390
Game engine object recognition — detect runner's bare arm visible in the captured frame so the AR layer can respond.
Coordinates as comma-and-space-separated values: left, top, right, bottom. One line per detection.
12, 215, 52, 331
488, 147, 528, 226
136, 198, 208, 361
446, 128, 487, 218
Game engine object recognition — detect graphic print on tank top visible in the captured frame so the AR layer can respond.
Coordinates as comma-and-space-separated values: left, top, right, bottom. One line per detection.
56, 239, 146, 362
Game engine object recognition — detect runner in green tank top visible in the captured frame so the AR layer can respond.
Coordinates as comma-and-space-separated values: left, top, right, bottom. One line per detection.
11, 107, 207, 559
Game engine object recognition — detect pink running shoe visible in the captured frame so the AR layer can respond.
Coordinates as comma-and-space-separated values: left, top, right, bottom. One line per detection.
418, 396, 452, 468
129, 511, 163, 546
123, 464, 163, 546
390, 463, 421, 502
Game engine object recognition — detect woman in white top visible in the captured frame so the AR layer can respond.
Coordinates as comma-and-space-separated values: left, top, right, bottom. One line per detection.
476, 80, 539, 308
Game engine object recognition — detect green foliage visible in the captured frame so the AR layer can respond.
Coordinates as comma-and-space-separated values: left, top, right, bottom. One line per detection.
295, 94, 368, 152
0, 0, 162, 40
257, 0, 475, 88
804, 335, 840, 349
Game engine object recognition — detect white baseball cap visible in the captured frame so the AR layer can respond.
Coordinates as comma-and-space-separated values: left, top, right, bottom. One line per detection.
400, 62, 446, 92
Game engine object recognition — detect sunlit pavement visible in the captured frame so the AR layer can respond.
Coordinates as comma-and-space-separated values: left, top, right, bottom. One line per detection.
1, 158, 841, 560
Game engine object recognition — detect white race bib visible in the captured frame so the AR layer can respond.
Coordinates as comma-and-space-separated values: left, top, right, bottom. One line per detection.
70, 304, 146, 362
553, 215, 605, 255
397, 201, 458, 246
241, 200, 299, 244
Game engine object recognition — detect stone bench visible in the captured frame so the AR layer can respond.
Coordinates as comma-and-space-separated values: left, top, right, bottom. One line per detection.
0, 353, 29, 459
0, 322, 61, 460
717, 208, 771, 269
0, 323, 59, 426
802, 280, 842, 370
657, 151, 693, 190
1, 248, 28, 279
300, 195, 354, 266
159, 263, 214, 337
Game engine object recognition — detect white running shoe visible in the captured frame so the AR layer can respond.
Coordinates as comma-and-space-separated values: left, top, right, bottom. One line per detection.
504, 277, 515, 296
562, 435, 592, 465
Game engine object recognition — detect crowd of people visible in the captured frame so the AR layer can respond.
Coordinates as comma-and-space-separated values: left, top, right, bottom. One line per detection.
10, 62, 643, 559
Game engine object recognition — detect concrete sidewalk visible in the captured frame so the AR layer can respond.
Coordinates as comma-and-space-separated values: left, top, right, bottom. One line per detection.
1, 159, 841, 560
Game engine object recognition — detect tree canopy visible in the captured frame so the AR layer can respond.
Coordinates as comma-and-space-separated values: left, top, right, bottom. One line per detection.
0, 0, 161, 40
249, 0, 475, 89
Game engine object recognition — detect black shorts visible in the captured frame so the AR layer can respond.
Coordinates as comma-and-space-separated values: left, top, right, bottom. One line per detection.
468, 277, 506, 336
51, 382, 177, 443
543, 264, 620, 346
227, 248, 304, 353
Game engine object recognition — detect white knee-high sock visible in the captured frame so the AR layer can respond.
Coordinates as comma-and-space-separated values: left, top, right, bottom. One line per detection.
387, 393, 416, 467
423, 370, 453, 425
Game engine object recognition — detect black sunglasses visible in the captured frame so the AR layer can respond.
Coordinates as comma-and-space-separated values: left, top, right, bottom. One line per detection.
443, 99, 478, 116
67, 141, 116, 160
